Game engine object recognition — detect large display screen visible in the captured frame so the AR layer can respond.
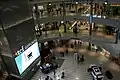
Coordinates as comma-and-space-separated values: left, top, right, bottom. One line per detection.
15, 42, 40, 74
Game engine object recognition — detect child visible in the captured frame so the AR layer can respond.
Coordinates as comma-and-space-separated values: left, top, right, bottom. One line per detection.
61, 69, 65, 79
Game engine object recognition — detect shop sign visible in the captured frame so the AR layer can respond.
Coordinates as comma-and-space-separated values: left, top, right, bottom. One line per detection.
111, 4, 120, 6
13, 46, 24, 56
14, 39, 37, 56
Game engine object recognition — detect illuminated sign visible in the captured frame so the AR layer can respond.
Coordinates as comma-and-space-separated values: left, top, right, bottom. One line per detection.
111, 4, 120, 6
14, 46, 25, 56
13, 39, 37, 56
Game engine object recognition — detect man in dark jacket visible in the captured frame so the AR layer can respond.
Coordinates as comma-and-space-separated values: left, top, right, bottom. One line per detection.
105, 70, 113, 79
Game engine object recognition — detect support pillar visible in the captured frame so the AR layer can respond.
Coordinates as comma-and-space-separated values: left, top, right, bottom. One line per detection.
115, 28, 119, 44
94, 3, 97, 14
88, 0, 93, 50
89, 0, 93, 36
63, 1, 66, 33
75, 3, 78, 14
64, 23, 66, 33
34, 4, 42, 36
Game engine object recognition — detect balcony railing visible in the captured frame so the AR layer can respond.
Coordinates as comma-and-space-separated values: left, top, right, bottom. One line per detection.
32, 2, 120, 20
38, 27, 115, 44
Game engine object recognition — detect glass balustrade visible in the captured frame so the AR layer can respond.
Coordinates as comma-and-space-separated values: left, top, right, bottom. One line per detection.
37, 22, 115, 42
32, 2, 120, 20
32, 1, 119, 43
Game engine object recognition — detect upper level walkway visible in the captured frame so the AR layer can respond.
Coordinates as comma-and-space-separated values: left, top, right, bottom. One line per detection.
38, 30, 120, 57
33, 0, 120, 4
1, 0, 120, 29
39, 15, 120, 29
1, 1, 120, 29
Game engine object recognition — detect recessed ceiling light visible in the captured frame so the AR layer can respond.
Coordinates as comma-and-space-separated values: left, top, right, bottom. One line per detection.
105, 2, 107, 5
76, 77, 79, 80
49, 3, 51, 6
105, 0, 108, 5
76, 2, 78, 4
61, 21, 64, 23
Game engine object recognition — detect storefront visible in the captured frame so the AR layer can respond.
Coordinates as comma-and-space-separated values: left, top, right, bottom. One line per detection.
100, 48, 110, 58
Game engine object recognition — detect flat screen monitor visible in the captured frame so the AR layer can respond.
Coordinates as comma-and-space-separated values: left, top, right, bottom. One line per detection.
15, 42, 40, 75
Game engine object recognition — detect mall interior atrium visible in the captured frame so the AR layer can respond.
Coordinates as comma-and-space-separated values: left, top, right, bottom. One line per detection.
0, 0, 120, 80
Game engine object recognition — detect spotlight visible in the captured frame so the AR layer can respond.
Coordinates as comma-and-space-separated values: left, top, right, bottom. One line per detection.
49, 3, 51, 6
40, 28, 42, 30
41, 24, 44, 26
104, 0, 108, 5
76, 77, 79, 80
33, 6, 35, 10
76, 2, 78, 4
61, 21, 64, 23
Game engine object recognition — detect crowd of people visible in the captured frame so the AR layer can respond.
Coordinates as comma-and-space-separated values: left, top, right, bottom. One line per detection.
42, 40, 85, 80
74, 51, 85, 63
41, 39, 115, 80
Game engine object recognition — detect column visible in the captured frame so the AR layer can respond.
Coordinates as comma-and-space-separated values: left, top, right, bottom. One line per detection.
63, 1, 66, 33
94, 3, 97, 14
41, 43, 45, 64
89, 0, 93, 36
93, 23, 96, 32
34, 4, 42, 36
115, 28, 119, 44
75, 2, 78, 14
88, 0, 93, 50
0, 20, 10, 75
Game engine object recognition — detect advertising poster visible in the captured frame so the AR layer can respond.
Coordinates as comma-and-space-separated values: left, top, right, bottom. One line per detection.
15, 42, 40, 74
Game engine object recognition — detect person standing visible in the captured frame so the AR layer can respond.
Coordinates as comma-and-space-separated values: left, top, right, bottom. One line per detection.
57, 75, 60, 80
74, 40, 77, 47
94, 46, 97, 52
59, 31, 61, 37
59, 8, 62, 15
53, 69, 56, 77
71, 43, 74, 48
66, 48, 68, 56
74, 51, 78, 61
77, 55, 80, 63
73, 24, 78, 36
105, 69, 113, 79
78, 41, 80, 46
80, 41, 82, 46
45, 76, 49, 80
61, 69, 65, 79
80, 55, 84, 62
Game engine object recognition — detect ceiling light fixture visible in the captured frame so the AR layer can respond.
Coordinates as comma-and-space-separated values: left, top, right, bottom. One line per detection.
76, 2, 78, 4
104, 0, 108, 5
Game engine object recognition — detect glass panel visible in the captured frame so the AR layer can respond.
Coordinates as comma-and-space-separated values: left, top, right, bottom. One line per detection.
0, 0, 31, 27
0, 24, 11, 56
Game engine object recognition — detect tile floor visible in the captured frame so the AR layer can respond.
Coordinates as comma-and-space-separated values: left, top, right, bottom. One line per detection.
31, 46, 120, 80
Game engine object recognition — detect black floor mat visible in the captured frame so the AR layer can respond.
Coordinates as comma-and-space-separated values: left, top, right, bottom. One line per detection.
53, 58, 65, 68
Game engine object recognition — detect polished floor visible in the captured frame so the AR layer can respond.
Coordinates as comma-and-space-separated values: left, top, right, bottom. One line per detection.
31, 46, 120, 80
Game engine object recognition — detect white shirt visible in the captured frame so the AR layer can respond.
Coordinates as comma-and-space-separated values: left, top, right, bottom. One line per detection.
57, 75, 60, 80
74, 52, 78, 56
